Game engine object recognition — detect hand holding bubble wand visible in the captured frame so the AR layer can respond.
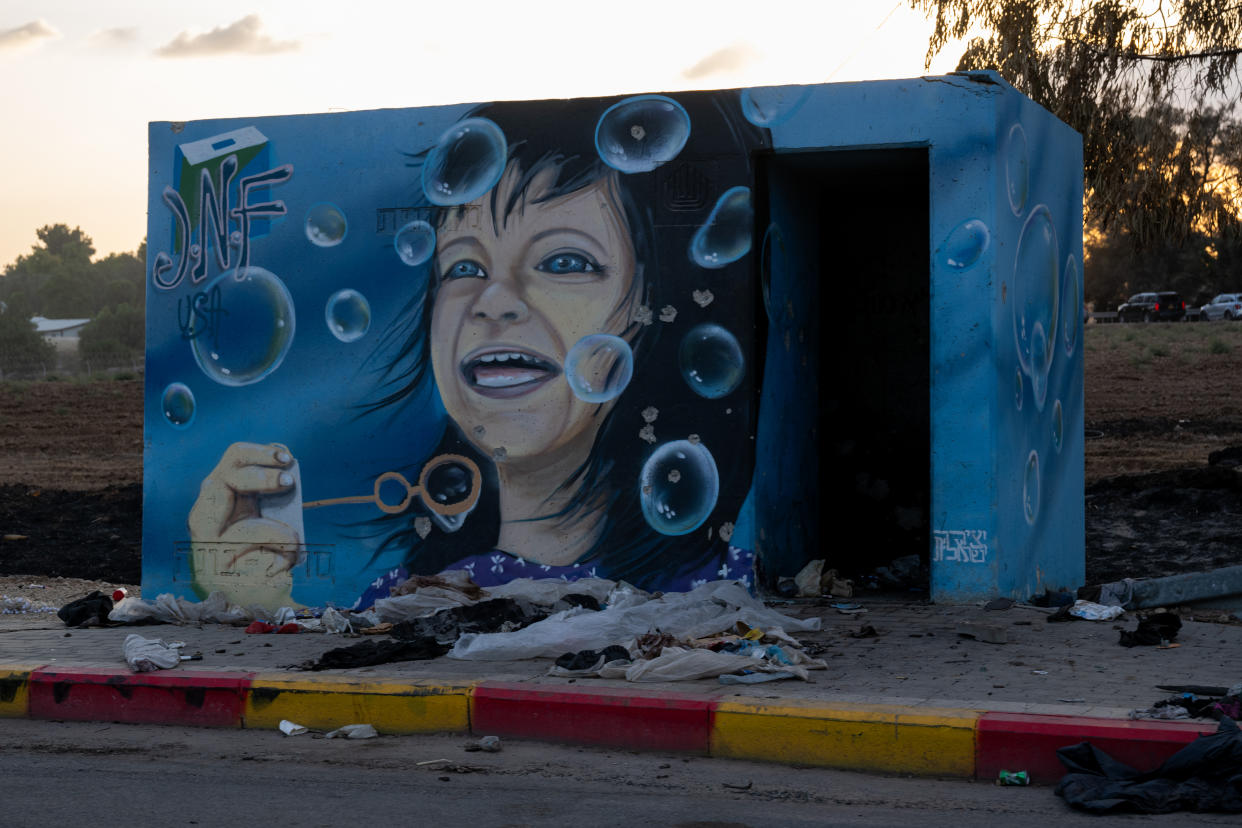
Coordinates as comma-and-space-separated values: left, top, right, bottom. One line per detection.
302, 454, 482, 526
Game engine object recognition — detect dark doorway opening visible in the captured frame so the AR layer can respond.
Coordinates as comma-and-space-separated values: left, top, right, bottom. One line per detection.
755, 147, 931, 590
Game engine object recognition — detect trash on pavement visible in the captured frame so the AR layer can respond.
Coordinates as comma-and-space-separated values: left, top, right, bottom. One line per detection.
794, 559, 825, 597
300, 637, 450, 670
997, 770, 1030, 786
324, 724, 378, 739
2, 595, 57, 615
549, 645, 632, 676
464, 736, 502, 753
956, 622, 1008, 644
1028, 589, 1074, 608
449, 580, 819, 661
1068, 600, 1126, 621
1119, 612, 1182, 647
122, 634, 183, 672
391, 598, 544, 645
985, 597, 1015, 611
279, 720, 308, 736
320, 607, 352, 634
58, 590, 114, 627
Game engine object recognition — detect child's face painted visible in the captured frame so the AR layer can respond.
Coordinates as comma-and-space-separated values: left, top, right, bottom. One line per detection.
430, 165, 640, 463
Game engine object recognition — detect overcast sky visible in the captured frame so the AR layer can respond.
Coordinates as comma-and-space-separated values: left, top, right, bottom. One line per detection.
0, 0, 963, 268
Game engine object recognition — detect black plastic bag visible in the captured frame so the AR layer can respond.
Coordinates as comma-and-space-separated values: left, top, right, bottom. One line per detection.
56, 590, 113, 627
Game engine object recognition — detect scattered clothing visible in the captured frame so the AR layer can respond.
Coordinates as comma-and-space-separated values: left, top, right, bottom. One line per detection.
1055, 717, 1242, 814
1120, 613, 1182, 647
554, 645, 631, 672
1029, 590, 1075, 608
390, 598, 543, 644
303, 637, 450, 670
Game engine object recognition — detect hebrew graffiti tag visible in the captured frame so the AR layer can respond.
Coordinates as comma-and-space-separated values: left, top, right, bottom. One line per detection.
933, 529, 988, 563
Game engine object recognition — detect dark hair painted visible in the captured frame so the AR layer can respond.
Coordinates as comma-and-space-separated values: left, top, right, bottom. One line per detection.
364, 90, 769, 588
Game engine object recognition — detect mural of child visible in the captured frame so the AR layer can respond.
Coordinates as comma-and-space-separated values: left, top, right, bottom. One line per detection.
186, 93, 769, 608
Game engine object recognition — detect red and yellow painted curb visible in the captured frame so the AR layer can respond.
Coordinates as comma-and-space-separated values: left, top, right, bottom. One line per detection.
0, 663, 1216, 781
0, 665, 38, 718
245, 672, 473, 733
976, 712, 1216, 784
472, 681, 716, 753
27, 666, 252, 727
712, 699, 981, 777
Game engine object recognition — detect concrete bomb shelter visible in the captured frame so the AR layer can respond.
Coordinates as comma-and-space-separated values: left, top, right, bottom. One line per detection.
142, 73, 1083, 609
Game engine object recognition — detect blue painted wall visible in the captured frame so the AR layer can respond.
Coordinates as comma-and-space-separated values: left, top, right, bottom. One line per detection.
143, 75, 1083, 608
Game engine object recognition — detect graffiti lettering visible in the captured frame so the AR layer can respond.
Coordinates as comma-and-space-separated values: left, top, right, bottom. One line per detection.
177, 284, 227, 350
932, 529, 988, 563
152, 157, 292, 291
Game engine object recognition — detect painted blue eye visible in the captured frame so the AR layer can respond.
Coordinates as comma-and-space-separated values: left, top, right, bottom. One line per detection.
538, 252, 601, 275
444, 260, 486, 280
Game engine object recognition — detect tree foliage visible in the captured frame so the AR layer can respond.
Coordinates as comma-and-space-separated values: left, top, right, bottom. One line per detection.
0, 225, 144, 319
0, 301, 55, 377
79, 302, 145, 368
913, 0, 1242, 307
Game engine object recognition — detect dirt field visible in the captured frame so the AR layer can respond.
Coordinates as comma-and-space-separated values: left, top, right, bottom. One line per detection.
2, 321, 1242, 596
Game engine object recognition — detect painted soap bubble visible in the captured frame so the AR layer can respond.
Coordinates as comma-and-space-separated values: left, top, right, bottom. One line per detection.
1061, 255, 1080, 357
189, 267, 296, 387
1052, 399, 1064, 453
595, 95, 690, 174
395, 220, 435, 266
305, 202, 347, 247
565, 334, 633, 403
1023, 450, 1040, 525
161, 382, 195, 428
740, 85, 812, 127
325, 289, 371, 343
943, 219, 991, 270
690, 186, 753, 269
679, 323, 744, 399
1005, 123, 1029, 215
1012, 205, 1059, 386
422, 117, 507, 207
1029, 321, 1049, 411
640, 439, 720, 535
1014, 369, 1024, 411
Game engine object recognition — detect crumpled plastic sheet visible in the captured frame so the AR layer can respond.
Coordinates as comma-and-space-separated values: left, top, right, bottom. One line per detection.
123, 634, 183, 672
1068, 599, 1126, 621
371, 587, 481, 623
598, 646, 823, 682
109, 592, 265, 626
1, 595, 57, 614
450, 580, 820, 661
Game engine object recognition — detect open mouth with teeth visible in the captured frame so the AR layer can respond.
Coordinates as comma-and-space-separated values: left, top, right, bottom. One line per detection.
461, 348, 560, 399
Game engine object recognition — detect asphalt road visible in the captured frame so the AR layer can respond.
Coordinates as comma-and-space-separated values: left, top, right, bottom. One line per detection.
0, 720, 1237, 827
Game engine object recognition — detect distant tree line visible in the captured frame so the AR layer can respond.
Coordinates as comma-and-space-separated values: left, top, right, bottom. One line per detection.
914, 0, 1242, 310
0, 225, 145, 376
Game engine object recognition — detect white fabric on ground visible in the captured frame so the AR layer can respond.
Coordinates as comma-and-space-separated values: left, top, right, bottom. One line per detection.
122, 634, 182, 672
450, 580, 819, 661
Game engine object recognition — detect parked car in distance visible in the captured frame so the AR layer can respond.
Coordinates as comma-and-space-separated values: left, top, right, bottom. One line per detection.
1199, 293, 1242, 321
1117, 291, 1186, 322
